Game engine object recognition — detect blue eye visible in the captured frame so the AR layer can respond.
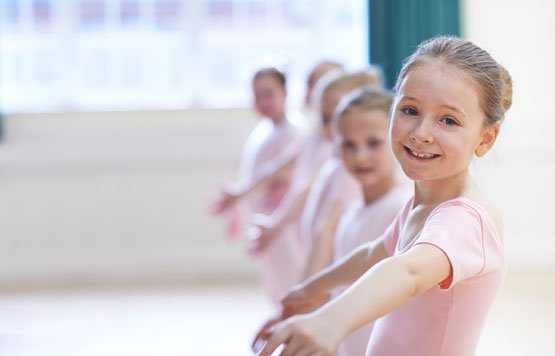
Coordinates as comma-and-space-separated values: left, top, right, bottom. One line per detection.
441, 117, 459, 126
402, 107, 418, 116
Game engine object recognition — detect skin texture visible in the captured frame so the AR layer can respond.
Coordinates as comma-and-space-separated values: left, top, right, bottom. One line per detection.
253, 74, 287, 123
339, 108, 396, 204
256, 59, 502, 356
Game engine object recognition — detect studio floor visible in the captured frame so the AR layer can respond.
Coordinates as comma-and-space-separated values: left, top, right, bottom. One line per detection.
0, 272, 553, 356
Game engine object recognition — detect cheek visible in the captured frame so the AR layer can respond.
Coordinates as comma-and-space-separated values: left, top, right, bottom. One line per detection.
389, 118, 404, 144
374, 147, 393, 167
341, 150, 355, 170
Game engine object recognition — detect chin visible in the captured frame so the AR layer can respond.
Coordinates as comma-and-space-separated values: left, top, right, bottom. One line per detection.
400, 167, 428, 181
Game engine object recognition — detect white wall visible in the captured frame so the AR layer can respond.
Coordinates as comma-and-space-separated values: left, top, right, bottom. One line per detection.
462, 0, 555, 270
1, 0, 554, 288
0, 109, 260, 288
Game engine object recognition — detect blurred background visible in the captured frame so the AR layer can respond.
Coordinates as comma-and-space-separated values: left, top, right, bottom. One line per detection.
0, 0, 554, 355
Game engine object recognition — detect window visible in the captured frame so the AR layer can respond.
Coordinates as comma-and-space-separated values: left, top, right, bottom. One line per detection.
0, 0, 368, 113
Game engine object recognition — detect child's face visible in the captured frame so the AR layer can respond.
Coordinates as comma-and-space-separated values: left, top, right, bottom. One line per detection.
253, 75, 286, 121
339, 108, 395, 190
390, 60, 496, 182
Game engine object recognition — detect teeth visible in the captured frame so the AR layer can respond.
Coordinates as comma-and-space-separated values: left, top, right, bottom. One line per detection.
410, 149, 436, 159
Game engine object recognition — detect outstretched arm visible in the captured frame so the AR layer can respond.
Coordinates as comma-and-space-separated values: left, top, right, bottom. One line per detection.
251, 238, 388, 351
210, 142, 300, 215
258, 244, 451, 355
302, 202, 344, 279
248, 180, 311, 255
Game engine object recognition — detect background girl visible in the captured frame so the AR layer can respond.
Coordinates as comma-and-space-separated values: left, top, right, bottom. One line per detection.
253, 86, 410, 355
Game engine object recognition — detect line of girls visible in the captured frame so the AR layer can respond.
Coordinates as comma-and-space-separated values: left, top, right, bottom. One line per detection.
213, 35, 513, 356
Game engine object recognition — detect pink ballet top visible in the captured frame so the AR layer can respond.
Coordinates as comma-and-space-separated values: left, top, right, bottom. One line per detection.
366, 197, 506, 356
227, 113, 307, 239
300, 156, 361, 249
332, 185, 410, 356
333, 185, 410, 261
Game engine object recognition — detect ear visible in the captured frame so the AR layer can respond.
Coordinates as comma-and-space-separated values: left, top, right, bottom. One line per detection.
475, 124, 500, 157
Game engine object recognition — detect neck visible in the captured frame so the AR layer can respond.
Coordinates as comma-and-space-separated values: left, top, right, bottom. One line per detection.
413, 169, 471, 206
363, 174, 397, 205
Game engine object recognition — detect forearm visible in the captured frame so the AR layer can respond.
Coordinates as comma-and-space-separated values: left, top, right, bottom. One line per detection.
240, 144, 299, 197
315, 245, 451, 336
303, 204, 344, 279
302, 240, 388, 296
303, 229, 334, 279
269, 182, 310, 230
316, 257, 417, 335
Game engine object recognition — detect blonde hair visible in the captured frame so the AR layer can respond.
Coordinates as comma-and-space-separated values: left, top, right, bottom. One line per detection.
322, 67, 384, 103
394, 36, 513, 126
335, 85, 394, 132
307, 60, 345, 89
253, 67, 287, 87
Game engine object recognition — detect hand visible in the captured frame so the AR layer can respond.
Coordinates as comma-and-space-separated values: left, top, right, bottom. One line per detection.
209, 187, 240, 215
247, 215, 279, 256
251, 284, 331, 353
251, 313, 284, 353
257, 313, 342, 356
281, 283, 330, 317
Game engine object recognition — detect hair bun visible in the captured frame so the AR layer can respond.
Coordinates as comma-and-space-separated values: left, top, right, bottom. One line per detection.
499, 65, 513, 113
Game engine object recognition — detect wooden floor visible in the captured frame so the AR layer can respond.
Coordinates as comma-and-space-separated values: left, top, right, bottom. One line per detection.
0, 272, 553, 356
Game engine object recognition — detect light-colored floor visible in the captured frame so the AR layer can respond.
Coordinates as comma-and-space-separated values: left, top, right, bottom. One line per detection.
0, 273, 553, 356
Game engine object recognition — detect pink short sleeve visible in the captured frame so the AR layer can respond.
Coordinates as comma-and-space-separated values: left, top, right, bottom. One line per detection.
415, 201, 485, 289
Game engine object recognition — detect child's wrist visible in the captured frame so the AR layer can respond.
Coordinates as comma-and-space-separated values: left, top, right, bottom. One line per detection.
312, 307, 349, 346
304, 279, 328, 300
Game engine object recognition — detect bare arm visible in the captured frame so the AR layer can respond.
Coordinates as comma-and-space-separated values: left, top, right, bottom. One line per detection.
251, 236, 389, 350
210, 145, 299, 215
280, 238, 389, 316
302, 202, 344, 279
259, 244, 451, 355
247, 182, 311, 255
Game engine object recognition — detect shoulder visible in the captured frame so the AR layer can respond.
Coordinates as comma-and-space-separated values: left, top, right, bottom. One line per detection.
437, 197, 500, 228
317, 157, 342, 179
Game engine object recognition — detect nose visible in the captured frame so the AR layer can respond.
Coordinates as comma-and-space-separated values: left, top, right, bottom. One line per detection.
409, 117, 434, 144
355, 146, 371, 164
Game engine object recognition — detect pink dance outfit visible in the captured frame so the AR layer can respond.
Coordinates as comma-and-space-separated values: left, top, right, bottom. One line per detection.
300, 156, 361, 253
229, 113, 308, 303
256, 131, 334, 303
332, 186, 410, 356
365, 196, 506, 356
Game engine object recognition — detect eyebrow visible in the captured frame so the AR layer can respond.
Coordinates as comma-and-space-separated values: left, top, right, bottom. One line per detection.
399, 95, 466, 117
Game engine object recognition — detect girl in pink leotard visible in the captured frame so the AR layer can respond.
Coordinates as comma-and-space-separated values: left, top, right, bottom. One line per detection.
258, 36, 513, 356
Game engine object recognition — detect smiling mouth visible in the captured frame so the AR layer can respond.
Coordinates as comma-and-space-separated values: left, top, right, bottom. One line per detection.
404, 146, 440, 159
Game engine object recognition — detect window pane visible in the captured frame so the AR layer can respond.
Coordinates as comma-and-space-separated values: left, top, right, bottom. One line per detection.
155, 0, 180, 30
0, 0, 20, 31
282, 0, 314, 27
79, 0, 106, 31
204, 0, 233, 26
120, 0, 140, 27
33, 0, 53, 31
0, 0, 368, 113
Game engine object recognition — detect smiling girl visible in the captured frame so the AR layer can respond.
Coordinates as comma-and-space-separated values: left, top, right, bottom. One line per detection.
257, 36, 513, 356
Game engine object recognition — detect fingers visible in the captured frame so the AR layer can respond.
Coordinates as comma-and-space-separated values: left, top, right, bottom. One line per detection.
280, 335, 306, 356
251, 317, 281, 352
247, 228, 275, 256
257, 325, 291, 356
208, 193, 232, 215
